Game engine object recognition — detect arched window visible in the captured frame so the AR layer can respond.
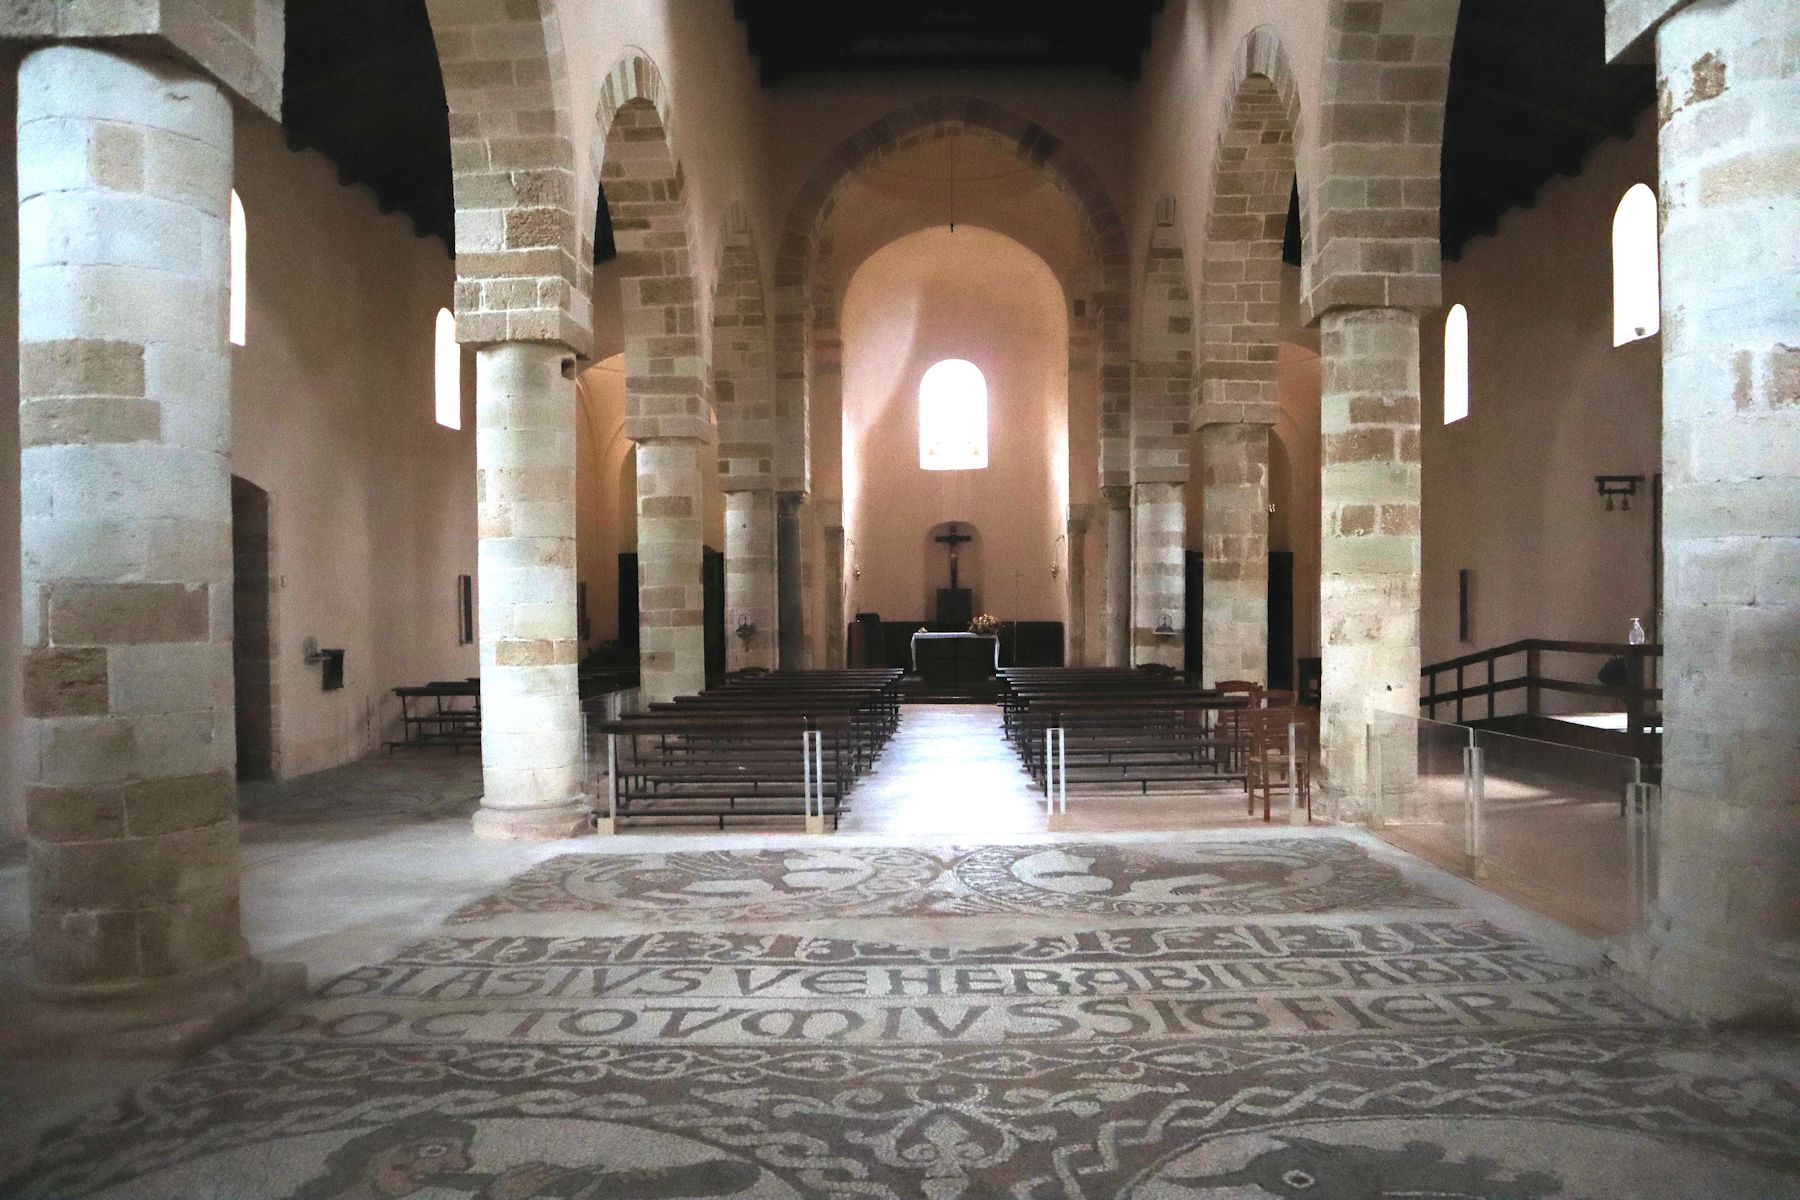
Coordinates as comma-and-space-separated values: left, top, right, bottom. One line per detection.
1443, 304, 1469, 425
919, 358, 989, 471
1612, 183, 1660, 346
434, 307, 461, 430
229, 189, 247, 347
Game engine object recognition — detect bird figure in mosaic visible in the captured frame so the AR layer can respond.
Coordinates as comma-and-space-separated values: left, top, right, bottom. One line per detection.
1159, 1133, 1567, 1199
281, 1117, 763, 1200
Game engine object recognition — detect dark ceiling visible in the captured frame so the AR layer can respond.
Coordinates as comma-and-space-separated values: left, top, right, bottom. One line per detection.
732, 1, 1167, 85
280, 0, 1654, 265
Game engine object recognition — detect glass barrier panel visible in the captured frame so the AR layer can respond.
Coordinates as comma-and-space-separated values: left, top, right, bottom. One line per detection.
1369, 711, 1472, 872
1470, 725, 1641, 936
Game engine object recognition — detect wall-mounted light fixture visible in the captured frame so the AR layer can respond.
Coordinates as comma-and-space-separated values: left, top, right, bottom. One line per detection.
845, 537, 862, 581
1155, 612, 1177, 636
1595, 474, 1644, 511
734, 614, 756, 641
1051, 533, 1066, 579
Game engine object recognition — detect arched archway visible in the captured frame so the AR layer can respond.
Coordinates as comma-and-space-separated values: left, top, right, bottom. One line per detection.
594, 52, 714, 702
1193, 26, 1305, 687
778, 99, 1127, 666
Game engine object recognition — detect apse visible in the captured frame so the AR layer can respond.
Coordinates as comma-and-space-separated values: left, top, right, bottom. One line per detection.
840, 225, 1069, 627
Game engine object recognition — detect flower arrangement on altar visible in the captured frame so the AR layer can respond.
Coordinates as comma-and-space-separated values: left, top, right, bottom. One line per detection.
968, 613, 1002, 637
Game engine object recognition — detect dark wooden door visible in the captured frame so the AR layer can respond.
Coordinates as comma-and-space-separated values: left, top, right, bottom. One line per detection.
617, 553, 639, 649
1267, 550, 1294, 690
704, 546, 725, 686
1184, 551, 1204, 676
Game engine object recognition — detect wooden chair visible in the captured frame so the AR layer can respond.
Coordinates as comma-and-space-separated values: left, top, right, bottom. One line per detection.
1247, 705, 1313, 823
1212, 680, 1262, 799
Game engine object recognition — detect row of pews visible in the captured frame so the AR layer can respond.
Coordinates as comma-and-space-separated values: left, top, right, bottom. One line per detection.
999, 668, 1315, 821
586, 669, 904, 830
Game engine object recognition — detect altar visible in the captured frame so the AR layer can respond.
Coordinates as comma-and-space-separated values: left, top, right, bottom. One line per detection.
910, 631, 1000, 686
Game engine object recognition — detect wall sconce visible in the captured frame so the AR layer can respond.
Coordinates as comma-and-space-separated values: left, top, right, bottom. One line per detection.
1155, 612, 1176, 636
1595, 474, 1644, 511
1051, 533, 1066, 579
734, 614, 756, 641
846, 538, 862, 581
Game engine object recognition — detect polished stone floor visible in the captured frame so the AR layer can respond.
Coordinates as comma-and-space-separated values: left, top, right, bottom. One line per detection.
0, 710, 1796, 1198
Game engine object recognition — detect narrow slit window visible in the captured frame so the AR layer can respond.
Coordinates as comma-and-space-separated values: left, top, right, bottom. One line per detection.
919, 358, 989, 471
1444, 303, 1469, 425
434, 307, 461, 429
1613, 183, 1660, 346
229, 189, 247, 347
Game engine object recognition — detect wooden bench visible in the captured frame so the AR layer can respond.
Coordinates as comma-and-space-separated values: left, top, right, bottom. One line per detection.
385, 679, 480, 752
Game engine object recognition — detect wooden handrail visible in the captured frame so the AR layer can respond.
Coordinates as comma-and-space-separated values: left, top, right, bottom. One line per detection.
1420, 639, 1663, 727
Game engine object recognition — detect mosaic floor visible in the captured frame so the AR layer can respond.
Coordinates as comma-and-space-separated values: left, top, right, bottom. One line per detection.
4, 833, 1799, 1199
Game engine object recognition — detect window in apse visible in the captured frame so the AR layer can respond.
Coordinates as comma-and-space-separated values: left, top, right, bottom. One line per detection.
1612, 183, 1660, 346
434, 307, 461, 429
229, 190, 247, 346
1444, 304, 1469, 425
919, 358, 988, 470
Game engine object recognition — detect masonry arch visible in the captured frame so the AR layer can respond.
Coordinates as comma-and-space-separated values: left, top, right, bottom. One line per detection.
777, 96, 1131, 499
424, 0, 587, 352
592, 50, 714, 701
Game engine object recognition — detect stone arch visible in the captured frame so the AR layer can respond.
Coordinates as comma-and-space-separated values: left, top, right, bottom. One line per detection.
1191, 25, 1305, 685
775, 96, 1131, 499
1198, 25, 1304, 426
1306, 0, 1461, 320
593, 51, 712, 701
711, 203, 774, 491
425, 0, 588, 352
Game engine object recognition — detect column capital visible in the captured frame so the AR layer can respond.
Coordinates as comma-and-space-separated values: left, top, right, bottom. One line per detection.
3, 2, 285, 118
622, 419, 717, 446
1194, 400, 1280, 429
1101, 485, 1131, 508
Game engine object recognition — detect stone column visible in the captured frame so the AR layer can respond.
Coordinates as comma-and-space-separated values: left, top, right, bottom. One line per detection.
1100, 486, 1131, 667
776, 492, 806, 667
472, 343, 586, 840
723, 489, 778, 671
1318, 308, 1422, 817
634, 437, 708, 702
1064, 505, 1090, 665
1200, 422, 1272, 684
1633, 0, 1800, 1021
1131, 485, 1185, 667
820, 500, 846, 669
17, 45, 291, 1040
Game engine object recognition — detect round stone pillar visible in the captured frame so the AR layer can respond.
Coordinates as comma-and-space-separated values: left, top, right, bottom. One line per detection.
1638, 0, 1800, 1021
1200, 422, 1273, 686
635, 437, 708, 702
1131, 483, 1185, 668
18, 46, 253, 1017
472, 342, 586, 840
1100, 486, 1132, 668
1317, 307, 1422, 818
724, 488, 778, 671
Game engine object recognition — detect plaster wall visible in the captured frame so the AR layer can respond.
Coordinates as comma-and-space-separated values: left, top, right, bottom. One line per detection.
229, 112, 477, 778
841, 227, 1070, 628
1419, 118, 1662, 695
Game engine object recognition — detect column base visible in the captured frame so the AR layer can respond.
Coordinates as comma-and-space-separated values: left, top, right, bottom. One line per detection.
5, 957, 305, 1060
472, 800, 592, 841
1614, 920, 1800, 1027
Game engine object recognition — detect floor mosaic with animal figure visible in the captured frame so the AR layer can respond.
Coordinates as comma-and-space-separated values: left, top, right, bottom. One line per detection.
4, 834, 1798, 1199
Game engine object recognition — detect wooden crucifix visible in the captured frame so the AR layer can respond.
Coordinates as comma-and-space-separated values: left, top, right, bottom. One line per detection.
935, 523, 974, 590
